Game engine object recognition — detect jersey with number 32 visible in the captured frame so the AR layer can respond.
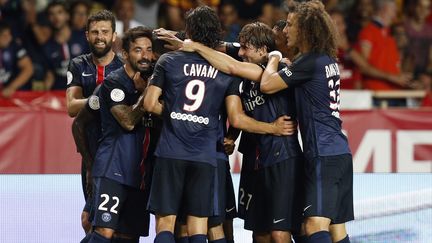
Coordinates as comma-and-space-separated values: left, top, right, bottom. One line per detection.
149, 51, 240, 166
278, 53, 351, 160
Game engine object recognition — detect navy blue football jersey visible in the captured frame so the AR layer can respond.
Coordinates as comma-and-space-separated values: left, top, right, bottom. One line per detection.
67, 53, 123, 98
235, 64, 302, 167
149, 51, 240, 166
278, 53, 351, 160
92, 67, 144, 188
43, 30, 90, 90
0, 41, 30, 90
253, 63, 303, 167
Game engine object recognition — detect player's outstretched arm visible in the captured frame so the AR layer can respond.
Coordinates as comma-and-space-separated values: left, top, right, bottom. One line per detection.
143, 85, 163, 116
225, 95, 295, 136
260, 52, 289, 94
183, 40, 264, 82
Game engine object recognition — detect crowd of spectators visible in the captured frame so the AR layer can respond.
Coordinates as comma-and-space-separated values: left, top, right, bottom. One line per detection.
0, 0, 431, 106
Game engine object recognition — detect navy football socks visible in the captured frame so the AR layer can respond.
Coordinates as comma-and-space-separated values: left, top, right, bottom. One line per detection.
112, 237, 139, 243
308, 231, 332, 243
189, 234, 207, 243
335, 235, 351, 243
155, 231, 175, 243
175, 236, 189, 243
293, 234, 308, 243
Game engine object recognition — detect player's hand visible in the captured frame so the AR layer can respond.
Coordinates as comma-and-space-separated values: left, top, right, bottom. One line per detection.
181, 39, 198, 52
223, 137, 236, 155
154, 28, 183, 51
281, 57, 292, 66
271, 115, 296, 136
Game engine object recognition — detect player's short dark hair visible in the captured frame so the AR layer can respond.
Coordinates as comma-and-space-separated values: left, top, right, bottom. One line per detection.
46, 0, 68, 13
184, 6, 222, 49
86, 10, 116, 33
238, 22, 276, 52
273, 20, 287, 32
294, 0, 338, 58
122, 26, 153, 52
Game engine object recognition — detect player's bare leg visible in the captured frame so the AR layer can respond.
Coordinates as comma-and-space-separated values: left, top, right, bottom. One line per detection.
329, 223, 350, 243
208, 224, 225, 242
271, 230, 292, 243
253, 232, 271, 243
304, 216, 332, 242
187, 215, 208, 243
154, 215, 177, 243
156, 215, 177, 233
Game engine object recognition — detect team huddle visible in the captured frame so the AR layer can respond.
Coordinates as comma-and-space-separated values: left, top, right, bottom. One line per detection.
67, 1, 354, 243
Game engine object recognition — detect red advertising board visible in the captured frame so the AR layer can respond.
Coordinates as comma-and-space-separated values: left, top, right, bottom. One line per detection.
1, 92, 431, 173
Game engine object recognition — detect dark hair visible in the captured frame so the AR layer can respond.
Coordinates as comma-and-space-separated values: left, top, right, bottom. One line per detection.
86, 10, 116, 32
273, 20, 287, 32
238, 22, 276, 52
46, 0, 68, 13
70, 0, 91, 14
122, 26, 153, 52
185, 6, 222, 48
0, 21, 10, 33
294, 0, 338, 58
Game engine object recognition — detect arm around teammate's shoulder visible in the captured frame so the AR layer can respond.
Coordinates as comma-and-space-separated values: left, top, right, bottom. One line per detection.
260, 55, 288, 94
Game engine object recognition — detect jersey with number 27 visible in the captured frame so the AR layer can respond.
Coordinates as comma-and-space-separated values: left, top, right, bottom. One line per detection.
149, 51, 240, 167
278, 53, 351, 160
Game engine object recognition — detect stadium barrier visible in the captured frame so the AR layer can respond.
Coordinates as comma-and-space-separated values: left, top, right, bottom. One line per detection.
1, 91, 431, 173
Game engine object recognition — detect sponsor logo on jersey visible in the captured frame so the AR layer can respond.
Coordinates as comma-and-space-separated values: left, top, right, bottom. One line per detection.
170, 112, 209, 125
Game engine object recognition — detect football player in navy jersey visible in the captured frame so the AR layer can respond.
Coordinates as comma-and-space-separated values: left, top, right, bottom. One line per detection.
163, 22, 304, 243
66, 10, 123, 234
0, 21, 34, 98
260, 1, 354, 243
43, 1, 89, 90
87, 26, 154, 243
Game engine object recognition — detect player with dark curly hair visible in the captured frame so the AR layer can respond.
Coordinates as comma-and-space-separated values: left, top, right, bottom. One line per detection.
261, 1, 354, 243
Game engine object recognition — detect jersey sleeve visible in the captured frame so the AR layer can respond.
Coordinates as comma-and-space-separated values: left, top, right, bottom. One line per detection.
225, 77, 242, 97
66, 58, 82, 88
149, 53, 168, 88
277, 56, 315, 87
101, 78, 128, 109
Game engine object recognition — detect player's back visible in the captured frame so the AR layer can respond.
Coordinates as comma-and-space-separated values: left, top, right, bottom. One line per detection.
151, 51, 236, 166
